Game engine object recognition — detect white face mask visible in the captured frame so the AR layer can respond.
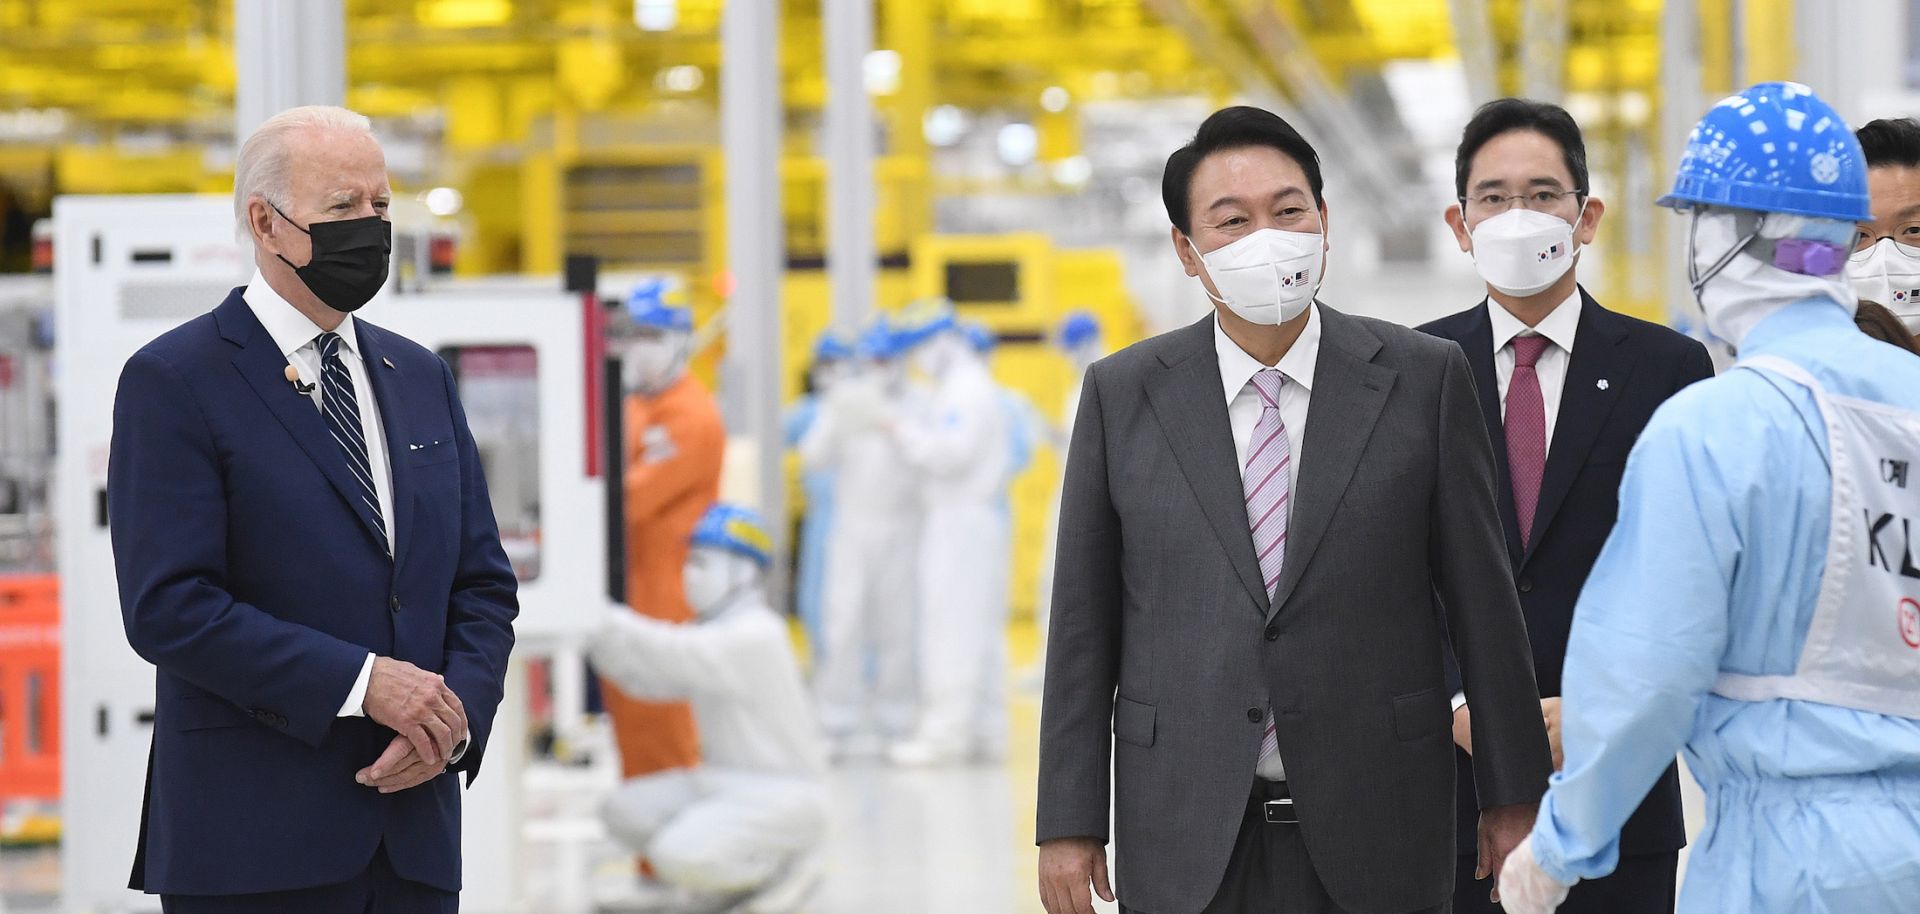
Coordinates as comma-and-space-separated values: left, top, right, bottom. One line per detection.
910, 334, 962, 380
1067, 341, 1102, 373
683, 547, 756, 618
1688, 209, 1855, 349
1190, 228, 1324, 325
1849, 238, 1920, 329
1467, 204, 1584, 298
812, 360, 852, 394
622, 334, 687, 392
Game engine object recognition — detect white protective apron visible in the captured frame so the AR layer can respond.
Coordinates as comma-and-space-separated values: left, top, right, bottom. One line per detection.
1713, 355, 1920, 717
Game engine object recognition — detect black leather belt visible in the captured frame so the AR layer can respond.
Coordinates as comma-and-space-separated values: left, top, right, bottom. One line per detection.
1248, 781, 1297, 824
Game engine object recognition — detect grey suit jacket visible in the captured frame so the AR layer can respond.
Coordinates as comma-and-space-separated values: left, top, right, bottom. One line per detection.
1037, 305, 1553, 914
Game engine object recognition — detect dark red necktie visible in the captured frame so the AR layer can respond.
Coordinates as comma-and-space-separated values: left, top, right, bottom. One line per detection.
1506, 335, 1551, 549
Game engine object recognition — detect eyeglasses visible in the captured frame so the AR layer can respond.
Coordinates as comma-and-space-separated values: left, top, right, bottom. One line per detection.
1461, 189, 1587, 214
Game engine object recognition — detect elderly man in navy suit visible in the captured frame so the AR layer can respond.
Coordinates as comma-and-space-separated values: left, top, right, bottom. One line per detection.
108, 105, 517, 912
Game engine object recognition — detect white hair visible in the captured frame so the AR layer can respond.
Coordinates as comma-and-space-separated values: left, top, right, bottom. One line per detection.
233, 105, 374, 240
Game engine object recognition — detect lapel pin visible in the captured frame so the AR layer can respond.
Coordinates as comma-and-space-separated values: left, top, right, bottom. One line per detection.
1596, 379, 1610, 391
383, 357, 396, 370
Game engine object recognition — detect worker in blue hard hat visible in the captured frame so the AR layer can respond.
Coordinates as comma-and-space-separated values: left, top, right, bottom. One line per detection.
589, 503, 828, 913
801, 315, 923, 759
603, 278, 724, 788
784, 330, 856, 654
887, 301, 1017, 766
1025, 310, 1108, 691
1058, 310, 1104, 368
1500, 82, 1920, 913
960, 320, 1042, 503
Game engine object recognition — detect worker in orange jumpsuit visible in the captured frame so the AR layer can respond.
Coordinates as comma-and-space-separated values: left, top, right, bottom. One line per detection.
606, 282, 726, 780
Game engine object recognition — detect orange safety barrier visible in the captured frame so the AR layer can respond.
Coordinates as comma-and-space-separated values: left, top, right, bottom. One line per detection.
0, 574, 59, 803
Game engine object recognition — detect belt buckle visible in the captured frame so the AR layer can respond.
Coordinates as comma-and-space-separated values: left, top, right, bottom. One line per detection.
1261, 798, 1297, 824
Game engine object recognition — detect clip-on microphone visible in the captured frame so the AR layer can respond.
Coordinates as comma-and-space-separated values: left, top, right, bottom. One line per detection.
284, 365, 317, 395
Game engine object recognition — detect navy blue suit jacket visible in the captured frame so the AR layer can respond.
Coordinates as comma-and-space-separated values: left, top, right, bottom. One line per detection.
1420, 290, 1709, 861
108, 287, 518, 896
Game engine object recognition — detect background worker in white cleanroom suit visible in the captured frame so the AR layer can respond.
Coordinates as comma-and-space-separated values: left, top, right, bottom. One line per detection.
588, 504, 830, 914
1024, 310, 1105, 688
784, 331, 854, 655
888, 304, 1016, 766
961, 320, 1041, 509
802, 320, 923, 759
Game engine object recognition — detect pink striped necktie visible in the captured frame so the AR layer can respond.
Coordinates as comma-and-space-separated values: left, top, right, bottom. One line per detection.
1244, 369, 1289, 767
1506, 334, 1552, 549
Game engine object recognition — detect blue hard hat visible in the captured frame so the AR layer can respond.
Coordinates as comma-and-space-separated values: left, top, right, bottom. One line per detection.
690, 503, 773, 568
1059, 310, 1102, 349
1659, 81, 1870, 222
855, 319, 897, 360
890, 298, 957, 351
813, 330, 854, 364
961, 322, 997, 353
626, 280, 693, 333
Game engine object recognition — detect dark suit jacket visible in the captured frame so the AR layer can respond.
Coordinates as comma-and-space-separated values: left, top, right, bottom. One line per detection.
1419, 290, 1711, 862
108, 288, 519, 896
1037, 305, 1554, 914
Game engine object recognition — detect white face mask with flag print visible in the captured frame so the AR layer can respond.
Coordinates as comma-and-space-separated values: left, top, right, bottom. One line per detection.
1849, 237, 1920, 332
1190, 228, 1324, 326
1467, 205, 1585, 298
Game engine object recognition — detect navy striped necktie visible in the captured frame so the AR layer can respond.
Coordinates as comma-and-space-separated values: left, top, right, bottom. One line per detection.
316, 331, 389, 555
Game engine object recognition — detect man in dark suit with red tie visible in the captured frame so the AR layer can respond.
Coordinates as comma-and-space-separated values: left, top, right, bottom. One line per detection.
1421, 98, 1713, 912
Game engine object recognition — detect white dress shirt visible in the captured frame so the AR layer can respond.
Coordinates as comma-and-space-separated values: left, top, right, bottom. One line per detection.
1488, 291, 1581, 448
243, 270, 392, 720
1215, 304, 1321, 781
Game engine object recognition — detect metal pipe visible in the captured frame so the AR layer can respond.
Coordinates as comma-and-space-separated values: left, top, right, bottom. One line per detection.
233, 0, 345, 139
825, 0, 878, 334
721, 0, 788, 602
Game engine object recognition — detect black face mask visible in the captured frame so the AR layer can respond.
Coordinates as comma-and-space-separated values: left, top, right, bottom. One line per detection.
270, 203, 391, 313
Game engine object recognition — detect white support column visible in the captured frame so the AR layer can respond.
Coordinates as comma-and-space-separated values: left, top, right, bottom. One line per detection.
824, 0, 877, 332
1520, 0, 1570, 102
1798, 0, 1903, 125
1450, 0, 1501, 104
722, 0, 788, 597
1660, 0, 1706, 336
233, 0, 346, 139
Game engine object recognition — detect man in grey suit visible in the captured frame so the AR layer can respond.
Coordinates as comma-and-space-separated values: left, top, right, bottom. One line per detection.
1036, 106, 1555, 914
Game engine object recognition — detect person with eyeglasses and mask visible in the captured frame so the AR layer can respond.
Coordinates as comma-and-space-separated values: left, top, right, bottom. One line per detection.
1500, 81, 1920, 914
1848, 117, 1920, 333
106, 105, 518, 911
1419, 98, 1712, 914
1036, 105, 1551, 914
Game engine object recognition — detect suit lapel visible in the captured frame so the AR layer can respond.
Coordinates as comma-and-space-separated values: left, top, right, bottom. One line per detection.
216, 292, 390, 554
1143, 317, 1270, 614
1269, 306, 1395, 622
1523, 291, 1635, 568
356, 323, 413, 572
1461, 302, 1526, 568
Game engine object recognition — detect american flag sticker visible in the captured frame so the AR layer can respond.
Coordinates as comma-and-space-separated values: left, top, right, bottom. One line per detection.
1281, 269, 1310, 287
1536, 242, 1567, 262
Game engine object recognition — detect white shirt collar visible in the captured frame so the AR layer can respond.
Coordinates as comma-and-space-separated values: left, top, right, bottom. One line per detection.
1488, 289, 1581, 355
241, 268, 360, 359
1215, 302, 1321, 406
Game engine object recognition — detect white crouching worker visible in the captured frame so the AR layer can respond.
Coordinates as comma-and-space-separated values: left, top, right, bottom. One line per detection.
588, 503, 830, 914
